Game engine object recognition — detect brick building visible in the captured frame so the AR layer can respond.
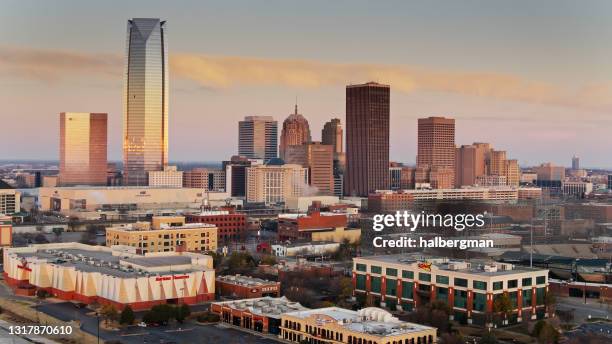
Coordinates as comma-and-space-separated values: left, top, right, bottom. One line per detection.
216, 274, 280, 298
185, 209, 247, 242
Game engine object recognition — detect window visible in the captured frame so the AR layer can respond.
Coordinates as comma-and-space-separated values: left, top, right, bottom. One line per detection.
355, 274, 366, 290
371, 265, 382, 274
436, 275, 449, 285
454, 278, 468, 287
356, 263, 366, 272
419, 273, 431, 282
473, 293, 486, 312
386, 278, 397, 296
473, 281, 487, 290
402, 270, 414, 279
402, 281, 414, 299
536, 276, 546, 285
371, 277, 381, 293
522, 278, 532, 287
386, 268, 398, 276
454, 289, 467, 308
508, 280, 518, 288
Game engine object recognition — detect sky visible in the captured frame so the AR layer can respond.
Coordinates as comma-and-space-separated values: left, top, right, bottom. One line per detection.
1, 0, 612, 168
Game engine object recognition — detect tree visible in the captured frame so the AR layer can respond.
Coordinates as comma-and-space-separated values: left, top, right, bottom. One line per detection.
175, 304, 191, 323
52, 227, 64, 242
493, 293, 513, 325
119, 305, 135, 325
36, 289, 50, 299
532, 320, 559, 344
143, 304, 175, 325
100, 304, 119, 325
478, 332, 499, 344
259, 254, 277, 266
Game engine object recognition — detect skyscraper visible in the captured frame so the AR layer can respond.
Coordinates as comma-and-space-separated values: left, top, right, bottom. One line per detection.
572, 155, 580, 170
345, 82, 390, 196
238, 116, 278, 160
322, 118, 343, 155
417, 116, 456, 169
285, 142, 334, 195
123, 18, 168, 186
279, 105, 311, 160
59, 113, 107, 186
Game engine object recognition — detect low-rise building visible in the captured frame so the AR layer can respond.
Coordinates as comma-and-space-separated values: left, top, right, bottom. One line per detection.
352, 255, 549, 327
0, 181, 20, 215
271, 241, 340, 257
216, 274, 280, 298
277, 210, 360, 243
3, 242, 215, 310
211, 296, 309, 335
106, 216, 217, 253
281, 307, 437, 344
148, 165, 183, 188
185, 210, 247, 242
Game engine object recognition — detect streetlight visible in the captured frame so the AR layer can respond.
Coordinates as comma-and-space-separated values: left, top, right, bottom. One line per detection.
95, 311, 100, 344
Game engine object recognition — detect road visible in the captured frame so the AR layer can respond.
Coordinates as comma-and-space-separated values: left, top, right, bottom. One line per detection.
556, 296, 611, 323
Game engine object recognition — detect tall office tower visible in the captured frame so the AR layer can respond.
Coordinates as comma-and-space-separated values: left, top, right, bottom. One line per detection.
505, 159, 520, 187
285, 142, 334, 195
322, 118, 343, 154
345, 82, 390, 196
59, 113, 108, 186
279, 105, 311, 160
455, 143, 487, 187
572, 155, 580, 170
123, 18, 168, 186
417, 117, 455, 168
488, 150, 507, 176
238, 116, 278, 160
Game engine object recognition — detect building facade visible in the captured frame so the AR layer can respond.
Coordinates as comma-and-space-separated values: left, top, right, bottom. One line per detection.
239, 116, 278, 160
246, 163, 308, 205
345, 82, 390, 197
0, 181, 20, 215
123, 18, 169, 186
59, 112, 108, 186
0, 215, 12, 247
285, 142, 334, 195
417, 117, 455, 171
279, 105, 312, 160
185, 210, 247, 242
148, 165, 183, 187
216, 274, 280, 299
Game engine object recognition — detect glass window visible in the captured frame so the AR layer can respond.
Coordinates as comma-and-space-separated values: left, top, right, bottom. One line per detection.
536, 276, 546, 285
386, 278, 397, 296
493, 281, 503, 290
454, 289, 467, 308
522, 278, 532, 287
473, 281, 487, 290
523, 290, 532, 307
402, 281, 414, 299
356, 263, 366, 272
473, 293, 487, 312
386, 268, 398, 276
371, 265, 382, 274
402, 270, 414, 279
419, 273, 431, 282
508, 280, 518, 288
371, 276, 381, 293
454, 278, 468, 287
355, 274, 366, 290
436, 275, 449, 285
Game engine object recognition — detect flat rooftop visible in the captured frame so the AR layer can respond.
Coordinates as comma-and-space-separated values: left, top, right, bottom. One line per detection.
355, 254, 546, 276
216, 274, 277, 287
212, 296, 308, 319
285, 307, 434, 337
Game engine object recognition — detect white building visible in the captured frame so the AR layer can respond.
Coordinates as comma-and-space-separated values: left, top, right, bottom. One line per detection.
148, 165, 183, 187
562, 181, 593, 197
271, 241, 340, 257
246, 163, 308, 205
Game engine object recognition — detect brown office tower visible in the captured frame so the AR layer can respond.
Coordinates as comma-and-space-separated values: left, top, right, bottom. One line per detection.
322, 118, 343, 154
417, 116, 455, 185
59, 113, 108, 186
345, 82, 390, 196
285, 142, 334, 195
454, 143, 489, 187
279, 105, 311, 160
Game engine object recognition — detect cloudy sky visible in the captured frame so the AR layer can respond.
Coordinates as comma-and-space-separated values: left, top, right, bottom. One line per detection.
1, 0, 612, 168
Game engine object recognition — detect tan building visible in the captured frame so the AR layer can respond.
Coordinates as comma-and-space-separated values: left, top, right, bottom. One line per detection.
279, 105, 312, 160
148, 165, 183, 187
285, 142, 334, 195
506, 159, 521, 187
534, 163, 565, 181
281, 307, 436, 344
183, 168, 209, 188
59, 112, 108, 186
238, 116, 278, 160
42, 175, 59, 187
246, 163, 308, 205
0, 181, 20, 215
0, 215, 12, 247
455, 143, 489, 187
106, 216, 217, 253
475, 175, 508, 187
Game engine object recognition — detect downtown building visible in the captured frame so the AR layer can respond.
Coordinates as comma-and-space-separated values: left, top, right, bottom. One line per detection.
417, 116, 455, 188
59, 112, 108, 186
352, 255, 549, 326
148, 165, 183, 187
3, 243, 215, 310
245, 161, 308, 205
322, 118, 346, 197
0, 180, 20, 215
345, 82, 390, 197
123, 18, 169, 186
216, 274, 280, 299
185, 209, 247, 242
279, 105, 312, 160
239, 116, 278, 160
285, 142, 334, 196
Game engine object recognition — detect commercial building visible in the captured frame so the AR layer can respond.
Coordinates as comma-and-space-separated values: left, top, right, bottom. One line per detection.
239, 116, 278, 160
148, 165, 183, 187
571, 155, 580, 170
534, 163, 565, 181
208, 169, 226, 192
368, 191, 414, 213
246, 162, 308, 205
0, 215, 12, 247
123, 18, 169, 186
105, 216, 217, 253
3, 243, 215, 310
277, 210, 360, 243
279, 105, 312, 160
455, 143, 489, 187
281, 307, 437, 344
212, 296, 309, 335
285, 142, 334, 195
285, 196, 340, 212
322, 118, 345, 176
564, 203, 612, 223
0, 181, 20, 215
475, 175, 508, 187
59, 112, 108, 186
223, 156, 257, 197
352, 255, 549, 326
182, 168, 209, 189
216, 274, 280, 298
417, 117, 456, 172
345, 82, 390, 196
271, 241, 340, 257
185, 210, 247, 241
562, 181, 593, 197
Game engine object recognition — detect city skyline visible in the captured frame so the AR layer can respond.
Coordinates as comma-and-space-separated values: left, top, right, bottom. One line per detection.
2, 1, 612, 167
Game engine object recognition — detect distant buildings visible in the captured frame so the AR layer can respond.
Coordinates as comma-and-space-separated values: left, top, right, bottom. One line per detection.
223, 156, 256, 197
571, 155, 580, 170
148, 165, 183, 187
271, 241, 340, 257
345, 82, 390, 196
417, 116, 456, 172
279, 105, 312, 160
534, 163, 565, 181
352, 255, 549, 326
285, 142, 334, 195
0, 180, 20, 215
123, 18, 169, 186
562, 181, 593, 197
182, 168, 210, 189
106, 215, 217, 253
322, 118, 346, 177
59, 112, 108, 186
455, 143, 520, 188
246, 162, 308, 205
239, 116, 278, 160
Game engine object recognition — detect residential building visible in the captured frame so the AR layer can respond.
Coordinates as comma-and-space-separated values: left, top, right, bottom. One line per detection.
59, 112, 108, 186
238, 116, 278, 160
123, 18, 168, 186
185, 210, 247, 241
148, 165, 183, 187
345, 82, 390, 196
0, 181, 20, 215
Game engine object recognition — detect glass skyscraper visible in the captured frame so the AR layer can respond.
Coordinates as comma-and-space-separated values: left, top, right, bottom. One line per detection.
123, 18, 168, 186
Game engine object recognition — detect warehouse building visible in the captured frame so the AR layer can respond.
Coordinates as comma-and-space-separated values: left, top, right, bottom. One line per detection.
3, 242, 215, 310
352, 255, 549, 326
